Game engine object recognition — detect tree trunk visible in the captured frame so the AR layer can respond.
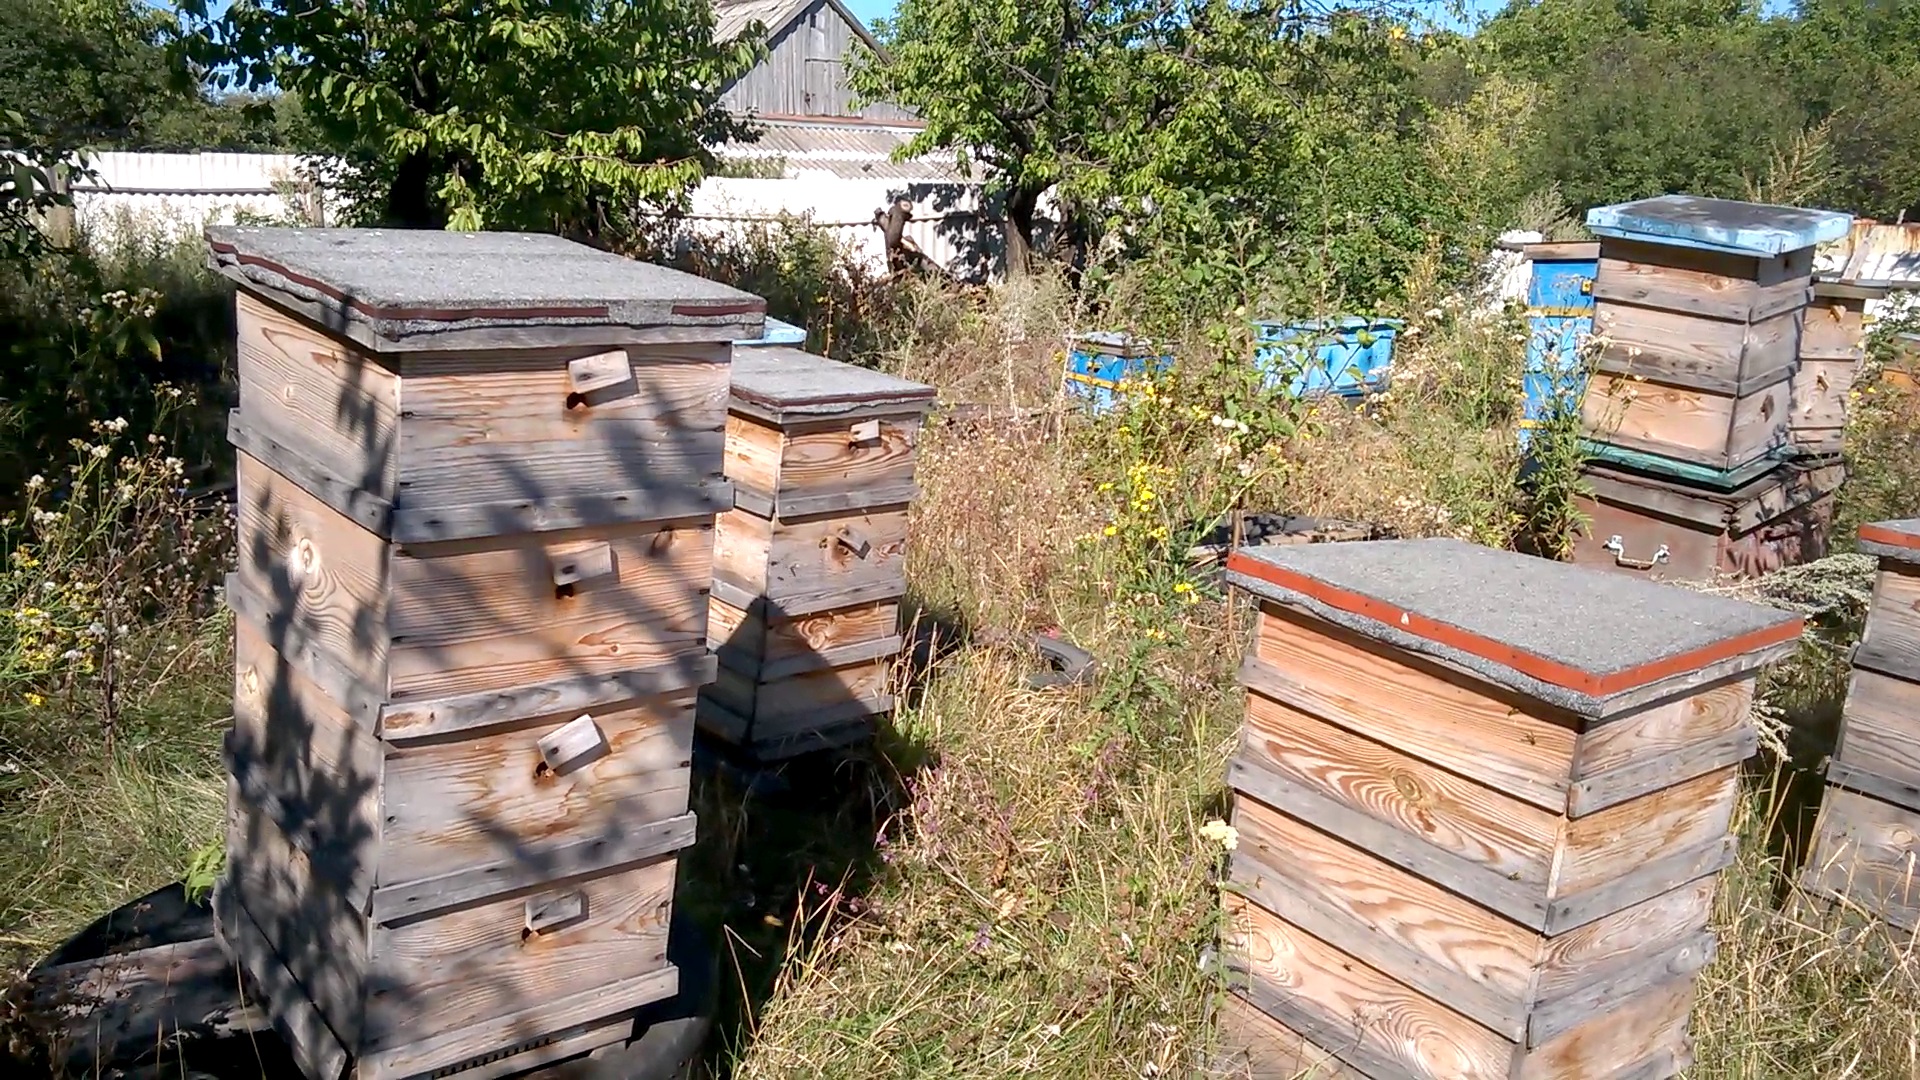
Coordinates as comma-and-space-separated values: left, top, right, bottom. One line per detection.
384, 151, 441, 229
1004, 184, 1041, 278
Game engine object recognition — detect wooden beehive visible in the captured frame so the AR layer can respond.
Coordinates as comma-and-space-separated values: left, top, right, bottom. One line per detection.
1570, 454, 1844, 581
1583, 195, 1852, 473
700, 347, 936, 761
204, 226, 765, 1080
1217, 538, 1801, 1080
1790, 280, 1885, 456
1801, 520, 1920, 930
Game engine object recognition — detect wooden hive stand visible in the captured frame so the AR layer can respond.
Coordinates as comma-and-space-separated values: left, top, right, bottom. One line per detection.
204, 225, 765, 1080
1789, 280, 1885, 457
1214, 538, 1802, 1080
701, 346, 936, 762
1582, 195, 1852, 474
1801, 519, 1920, 930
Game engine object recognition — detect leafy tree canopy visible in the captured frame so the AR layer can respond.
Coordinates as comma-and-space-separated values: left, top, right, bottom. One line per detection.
181, 0, 765, 233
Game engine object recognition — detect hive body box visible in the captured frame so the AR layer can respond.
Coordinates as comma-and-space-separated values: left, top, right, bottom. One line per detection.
1570, 454, 1843, 581
1217, 539, 1800, 1080
1802, 520, 1920, 930
1790, 281, 1885, 455
205, 227, 765, 1080
702, 347, 936, 761
1582, 195, 1852, 473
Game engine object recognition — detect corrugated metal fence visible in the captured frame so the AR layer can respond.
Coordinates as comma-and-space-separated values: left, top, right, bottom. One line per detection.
46, 151, 1009, 279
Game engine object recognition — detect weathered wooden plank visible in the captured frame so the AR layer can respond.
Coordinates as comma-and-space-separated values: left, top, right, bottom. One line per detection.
1574, 679, 1752, 779
370, 812, 697, 927
1854, 566, 1920, 684
1229, 753, 1549, 930
1514, 975, 1694, 1080
1231, 799, 1535, 1040
1826, 760, 1920, 817
228, 410, 396, 537
225, 573, 386, 729
379, 691, 694, 887
377, 655, 717, 743
1555, 766, 1740, 898
224, 731, 378, 913
1240, 688, 1561, 888
717, 633, 904, 683
727, 479, 922, 520
750, 694, 893, 739
386, 519, 713, 702
1582, 372, 1789, 472
234, 292, 399, 500
1833, 667, 1920, 797
723, 413, 783, 498
1223, 894, 1514, 1080
706, 595, 899, 665
752, 505, 911, 606
709, 570, 908, 620
389, 479, 734, 544
234, 451, 393, 700
1212, 989, 1369, 1080
1802, 786, 1920, 930
362, 856, 676, 1054
1527, 931, 1714, 1047
213, 884, 353, 1080
1545, 835, 1736, 935
1242, 616, 1579, 811
773, 416, 922, 500
1566, 726, 1757, 818
1533, 878, 1716, 1003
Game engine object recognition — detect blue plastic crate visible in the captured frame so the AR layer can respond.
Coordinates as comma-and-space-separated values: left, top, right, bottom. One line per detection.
1518, 246, 1597, 449
1063, 332, 1173, 414
1251, 317, 1402, 398
734, 315, 808, 348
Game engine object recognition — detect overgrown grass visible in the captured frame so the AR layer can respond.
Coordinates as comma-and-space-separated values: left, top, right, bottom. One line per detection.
7, 238, 1920, 1080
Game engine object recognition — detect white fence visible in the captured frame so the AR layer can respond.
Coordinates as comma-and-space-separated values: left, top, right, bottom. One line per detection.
54, 151, 1004, 279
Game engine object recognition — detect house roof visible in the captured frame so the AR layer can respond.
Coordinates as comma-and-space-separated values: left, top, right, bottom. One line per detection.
713, 0, 886, 56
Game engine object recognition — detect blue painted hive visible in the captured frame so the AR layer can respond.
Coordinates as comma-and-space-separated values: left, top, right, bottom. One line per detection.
734, 315, 808, 348
1252, 317, 1402, 399
1063, 331, 1174, 414
1518, 242, 1599, 450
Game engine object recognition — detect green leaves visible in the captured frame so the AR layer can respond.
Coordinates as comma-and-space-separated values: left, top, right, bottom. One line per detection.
181, 0, 758, 231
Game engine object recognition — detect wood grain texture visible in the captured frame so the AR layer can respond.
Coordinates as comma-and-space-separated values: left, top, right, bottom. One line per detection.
364, 856, 675, 1053
1591, 301, 1800, 395
395, 345, 729, 514
706, 595, 900, 663
761, 506, 911, 605
1553, 766, 1740, 899
723, 413, 783, 498
1241, 688, 1561, 888
772, 415, 921, 499
1212, 990, 1368, 1080
1231, 796, 1537, 1039
1803, 786, 1920, 930
1856, 565, 1920, 684
1582, 372, 1788, 471
376, 656, 717, 744
713, 506, 774, 594
1799, 295, 1869, 361
214, 883, 352, 1080
1566, 726, 1757, 818
1572, 467, 1839, 582
235, 292, 399, 498
223, 778, 369, 1048
1534, 878, 1717, 1003
378, 690, 695, 887
1514, 975, 1694, 1080
1249, 607, 1579, 811
1547, 836, 1735, 936
1527, 931, 1714, 1047
1223, 894, 1514, 1080
709, 656, 893, 726
235, 451, 392, 699
387, 520, 713, 702
1833, 666, 1920, 794
1574, 680, 1753, 779
228, 409, 395, 537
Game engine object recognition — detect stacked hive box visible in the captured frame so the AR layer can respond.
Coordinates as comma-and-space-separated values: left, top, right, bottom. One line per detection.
1214, 538, 1800, 1080
701, 346, 936, 761
205, 226, 764, 1080
1790, 280, 1886, 456
1571, 195, 1853, 580
1801, 520, 1920, 929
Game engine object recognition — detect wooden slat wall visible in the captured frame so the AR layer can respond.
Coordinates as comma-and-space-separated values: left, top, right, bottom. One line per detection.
1218, 601, 1758, 1079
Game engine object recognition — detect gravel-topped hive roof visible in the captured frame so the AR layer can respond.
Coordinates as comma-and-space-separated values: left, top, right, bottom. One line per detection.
1227, 538, 1803, 717
1585, 195, 1853, 257
205, 226, 765, 353
1858, 520, 1920, 567
728, 347, 936, 423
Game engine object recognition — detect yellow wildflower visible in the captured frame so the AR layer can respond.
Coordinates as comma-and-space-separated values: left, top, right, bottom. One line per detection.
1103, 525, 1118, 537
25, 693, 44, 707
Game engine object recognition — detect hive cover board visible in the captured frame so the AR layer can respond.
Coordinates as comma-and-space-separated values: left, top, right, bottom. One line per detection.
1585, 195, 1853, 257
728, 347, 937, 423
1219, 538, 1800, 1080
206, 226, 766, 352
